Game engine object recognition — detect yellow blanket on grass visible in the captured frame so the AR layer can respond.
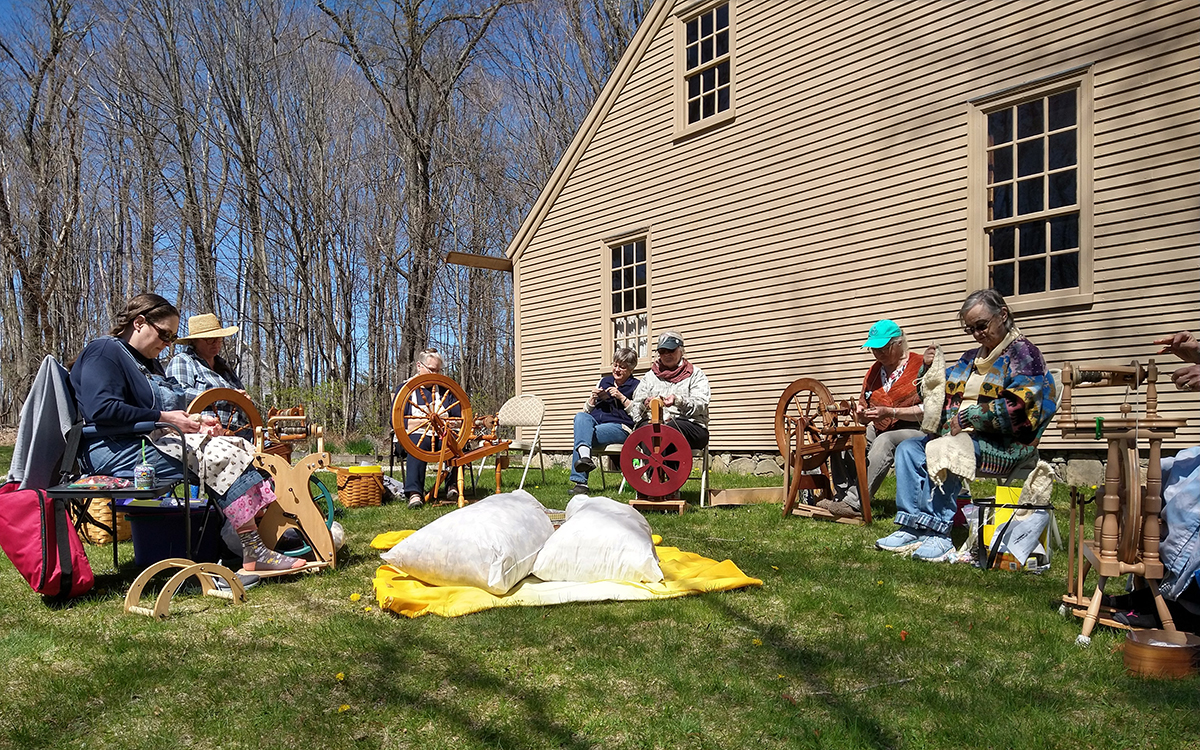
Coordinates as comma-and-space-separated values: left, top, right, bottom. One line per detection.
370, 531, 762, 618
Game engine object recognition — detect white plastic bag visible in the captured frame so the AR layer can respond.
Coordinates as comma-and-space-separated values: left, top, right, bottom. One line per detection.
532, 495, 663, 583
380, 490, 553, 595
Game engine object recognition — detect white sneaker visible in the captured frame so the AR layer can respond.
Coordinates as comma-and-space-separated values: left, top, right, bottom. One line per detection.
911, 534, 955, 562
875, 528, 921, 554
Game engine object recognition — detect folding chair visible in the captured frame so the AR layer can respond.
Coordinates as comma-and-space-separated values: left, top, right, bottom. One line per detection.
473, 394, 546, 491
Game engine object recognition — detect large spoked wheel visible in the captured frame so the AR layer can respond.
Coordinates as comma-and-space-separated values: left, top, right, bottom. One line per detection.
187, 387, 263, 438
1117, 444, 1143, 564
774, 378, 838, 472
391, 374, 472, 463
621, 423, 694, 498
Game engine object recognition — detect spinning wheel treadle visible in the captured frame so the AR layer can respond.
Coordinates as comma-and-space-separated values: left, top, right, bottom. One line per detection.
391, 374, 472, 463
621, 423, 693, 498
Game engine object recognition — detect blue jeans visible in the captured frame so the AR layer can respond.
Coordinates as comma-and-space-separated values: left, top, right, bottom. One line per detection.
893, 434, 979, 535
402, 434, 458, 496
82, 434, 263, 512
569, 411, 631, 485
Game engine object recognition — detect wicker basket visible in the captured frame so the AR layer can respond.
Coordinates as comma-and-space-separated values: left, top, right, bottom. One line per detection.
78, 498, 132, 545
336, 466, 384, 508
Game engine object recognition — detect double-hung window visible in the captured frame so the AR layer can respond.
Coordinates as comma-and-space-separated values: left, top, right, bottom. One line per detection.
609, 237, 648, 359
675, 1, 736, 136
969, 68, 1093, 309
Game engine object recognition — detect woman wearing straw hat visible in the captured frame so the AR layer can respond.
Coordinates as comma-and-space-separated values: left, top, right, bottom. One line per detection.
72, 294, 303, 572
167, 312, 248, 433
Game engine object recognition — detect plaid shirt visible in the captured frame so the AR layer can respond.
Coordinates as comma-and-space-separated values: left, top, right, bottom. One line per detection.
166, 347, 247, 429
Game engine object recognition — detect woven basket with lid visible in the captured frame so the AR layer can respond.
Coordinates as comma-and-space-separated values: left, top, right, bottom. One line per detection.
336, 466, 384, 508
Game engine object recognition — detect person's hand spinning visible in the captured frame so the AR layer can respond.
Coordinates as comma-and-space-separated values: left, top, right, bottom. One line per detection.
1154, 331, 1200, 364
1152, 331, 1200, 391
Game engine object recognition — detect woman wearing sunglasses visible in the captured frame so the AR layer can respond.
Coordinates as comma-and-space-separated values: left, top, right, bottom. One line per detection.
70, 293, 303, 571
876, 288, 1057, 562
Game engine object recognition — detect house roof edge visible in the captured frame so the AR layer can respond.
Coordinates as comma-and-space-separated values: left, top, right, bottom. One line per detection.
505, 0, 675, 265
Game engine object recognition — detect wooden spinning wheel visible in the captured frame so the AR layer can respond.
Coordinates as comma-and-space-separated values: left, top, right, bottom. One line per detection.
775, 378, 839, 472
389, 373, 509, 506
186, 387, 336, 572
775, 377, 871, 524
187, 387, 262, 437
1057, 359, 1189, 645
391, 374, 472, 463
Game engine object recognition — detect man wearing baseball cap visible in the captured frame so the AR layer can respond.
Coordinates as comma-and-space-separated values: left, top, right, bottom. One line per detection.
624, 330, 711, 454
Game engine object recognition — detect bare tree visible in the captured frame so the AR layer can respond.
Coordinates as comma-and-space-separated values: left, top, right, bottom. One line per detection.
0, 0, 90, 417
318, 0, 510, 376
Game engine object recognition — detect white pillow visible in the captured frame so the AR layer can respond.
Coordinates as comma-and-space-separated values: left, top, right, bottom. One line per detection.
531, 495, 663, 583
380, 490, 553, 595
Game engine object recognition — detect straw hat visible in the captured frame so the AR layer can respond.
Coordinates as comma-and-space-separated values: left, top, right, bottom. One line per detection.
176, 313, 239, 344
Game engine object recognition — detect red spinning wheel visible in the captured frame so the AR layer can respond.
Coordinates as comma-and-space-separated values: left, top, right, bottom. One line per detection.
390, 373, 472, 463
621, 423, 694, 498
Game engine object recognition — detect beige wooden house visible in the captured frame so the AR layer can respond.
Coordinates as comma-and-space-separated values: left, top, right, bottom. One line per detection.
504, 0, 1199, 458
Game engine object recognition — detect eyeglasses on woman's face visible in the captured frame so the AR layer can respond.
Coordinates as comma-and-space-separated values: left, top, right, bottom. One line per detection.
962, 320, 993, 335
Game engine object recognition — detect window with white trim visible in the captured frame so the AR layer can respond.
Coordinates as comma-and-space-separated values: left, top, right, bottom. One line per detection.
969, 70, 1093, 309
676, 1, 735, 135
610, 238, 648, 359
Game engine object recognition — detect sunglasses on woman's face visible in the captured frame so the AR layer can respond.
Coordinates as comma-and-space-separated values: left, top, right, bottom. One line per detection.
962, 320, 992, 335
149, 322, 178, 344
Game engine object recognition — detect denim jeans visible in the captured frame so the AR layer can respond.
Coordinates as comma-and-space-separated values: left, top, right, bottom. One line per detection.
402, 433, 458, 497
892, 434, 979, 535
832, 423, 925, 511
569, 411, 631, 485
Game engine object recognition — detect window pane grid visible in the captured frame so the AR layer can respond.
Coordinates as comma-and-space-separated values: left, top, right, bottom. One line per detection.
684, 3, 731, 125
984, 87, 1080, 297
610, 239, 647, 356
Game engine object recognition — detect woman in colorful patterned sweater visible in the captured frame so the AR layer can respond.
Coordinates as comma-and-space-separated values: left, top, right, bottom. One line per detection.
876, 289, 1057, 562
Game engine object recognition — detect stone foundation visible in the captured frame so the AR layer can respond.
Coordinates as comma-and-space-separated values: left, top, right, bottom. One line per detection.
542, 448, 1154, 485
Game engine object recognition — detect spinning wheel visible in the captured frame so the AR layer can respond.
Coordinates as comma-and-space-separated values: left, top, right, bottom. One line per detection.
775, 378, 839, 472
621, 423, 694, 498
187, 387, 262, 437
389, 373, 508, 506
775, 377, 871, 524
391, 374, 472, 463
187, 387, 336, 572
1057, 359, 1189, 645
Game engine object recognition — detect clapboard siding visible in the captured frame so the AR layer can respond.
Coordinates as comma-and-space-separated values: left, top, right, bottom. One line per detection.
510, 0, 1199, 454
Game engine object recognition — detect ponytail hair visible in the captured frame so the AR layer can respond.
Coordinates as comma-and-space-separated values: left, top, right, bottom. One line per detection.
108, 293, 179, 336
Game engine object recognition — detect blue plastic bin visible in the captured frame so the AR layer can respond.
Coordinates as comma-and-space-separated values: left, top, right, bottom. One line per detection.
116, 499, 224, 568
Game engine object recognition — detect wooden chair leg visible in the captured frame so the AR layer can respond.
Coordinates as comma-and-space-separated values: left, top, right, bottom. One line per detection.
851, 432, 871, 524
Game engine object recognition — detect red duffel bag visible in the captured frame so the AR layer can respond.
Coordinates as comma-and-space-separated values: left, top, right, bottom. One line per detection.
0, 482, 94, 598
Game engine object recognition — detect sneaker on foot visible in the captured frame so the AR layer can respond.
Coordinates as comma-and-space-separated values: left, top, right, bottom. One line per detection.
574, 455, 596, 474
213, 571, 260, 592
407, 493, 425, 509
1113, 609, 1158, 628
445, 487, 460, 503
876, 528, 921, 553
570, 483, 590, 496
911, 534, 955, 562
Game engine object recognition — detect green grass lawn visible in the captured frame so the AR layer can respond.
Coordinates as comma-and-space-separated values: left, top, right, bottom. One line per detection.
1, 452, 1196, 750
